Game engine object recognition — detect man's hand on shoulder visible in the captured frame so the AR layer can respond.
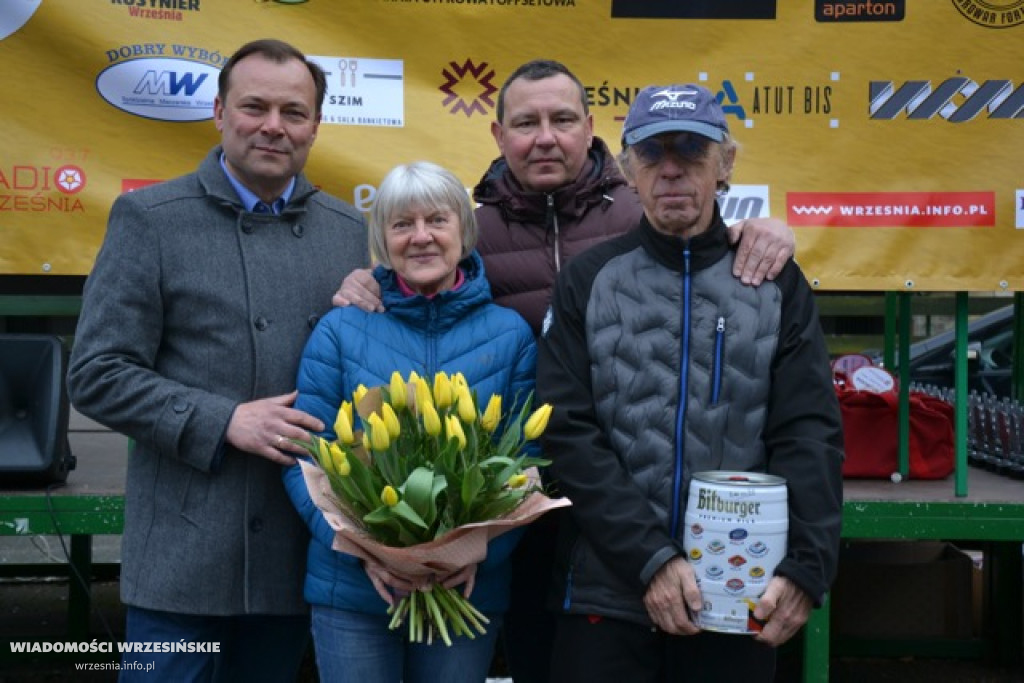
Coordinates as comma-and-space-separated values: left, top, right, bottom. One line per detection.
333, 267, 384, 311
727, 217, 795, 286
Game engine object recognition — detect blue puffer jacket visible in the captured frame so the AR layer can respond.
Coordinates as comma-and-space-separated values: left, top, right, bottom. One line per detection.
283, 251, 537, 617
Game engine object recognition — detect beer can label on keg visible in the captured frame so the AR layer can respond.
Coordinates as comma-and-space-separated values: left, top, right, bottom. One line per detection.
683, 471, 788, 635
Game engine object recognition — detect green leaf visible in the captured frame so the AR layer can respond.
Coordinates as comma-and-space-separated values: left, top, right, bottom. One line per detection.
478, 456, 518, 469
346, 449, 384, 509
402, 466, 436, 524
390, 500, 430, 530
460, 465, 485, 511
363, 503, 428, 545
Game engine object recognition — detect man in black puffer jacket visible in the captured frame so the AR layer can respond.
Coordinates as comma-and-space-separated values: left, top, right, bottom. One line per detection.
536, 83, 844, 683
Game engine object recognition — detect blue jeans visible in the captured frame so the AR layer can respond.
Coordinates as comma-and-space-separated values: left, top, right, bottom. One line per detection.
120, 606, 309, 683
311, 605, 502, 683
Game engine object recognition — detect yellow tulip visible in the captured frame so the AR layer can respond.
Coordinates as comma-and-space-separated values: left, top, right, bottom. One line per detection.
523, 403, 553, 440
451, 372, 468, 392
362, 431, 371, 452
318, 438, 334, 475
367, 413, 390, 451
507, 473, 528, 489
414, 377, 433, 414
330, 443, 351, 476
389, 371, 407, 410
433, 372, 453, 409
446, 415, 467, 450
317, 437, 332, 467
456, 386, 476, 423
422, 401, 442, 437
407, 370, 421, 385
334, 403, 355, 445
353, 384, 369, 408
381, 485, 399, 507
480, 395, 502, 433
381, 402, 401, 439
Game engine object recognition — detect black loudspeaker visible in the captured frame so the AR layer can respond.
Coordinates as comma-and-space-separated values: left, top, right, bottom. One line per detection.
0, 334, 76, 485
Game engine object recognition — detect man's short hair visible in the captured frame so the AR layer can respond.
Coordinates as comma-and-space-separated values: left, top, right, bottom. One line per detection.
218, 38, 328, 115
495, 59, 589, 122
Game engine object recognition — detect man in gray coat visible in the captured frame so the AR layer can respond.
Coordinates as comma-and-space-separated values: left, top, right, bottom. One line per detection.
67, 39, 368, 682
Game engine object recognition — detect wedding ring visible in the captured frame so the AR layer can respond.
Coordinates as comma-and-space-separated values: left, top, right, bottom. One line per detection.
275, 435, 285, 449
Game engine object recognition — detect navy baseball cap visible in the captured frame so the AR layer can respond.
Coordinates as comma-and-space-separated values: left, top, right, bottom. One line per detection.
622, 84, 729, 145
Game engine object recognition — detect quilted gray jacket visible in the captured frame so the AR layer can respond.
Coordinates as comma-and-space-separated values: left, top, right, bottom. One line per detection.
537, 211, 844, 626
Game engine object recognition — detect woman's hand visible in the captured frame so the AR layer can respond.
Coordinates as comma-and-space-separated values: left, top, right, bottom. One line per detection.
437, 564, 478, 599
363, 559, 422, 606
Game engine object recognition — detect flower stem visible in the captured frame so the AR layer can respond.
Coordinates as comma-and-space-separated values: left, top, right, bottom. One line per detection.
422, 589, 453, 647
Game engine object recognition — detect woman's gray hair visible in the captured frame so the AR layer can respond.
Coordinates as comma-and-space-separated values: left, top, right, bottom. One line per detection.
368, 161, 478, 268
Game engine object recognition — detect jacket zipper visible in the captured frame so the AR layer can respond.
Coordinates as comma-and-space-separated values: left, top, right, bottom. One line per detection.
426, 304, 439, 374
563, 565, 574, 610
670, 246, 691, 539
547, 194, 561, 272
711, 316, 725, 405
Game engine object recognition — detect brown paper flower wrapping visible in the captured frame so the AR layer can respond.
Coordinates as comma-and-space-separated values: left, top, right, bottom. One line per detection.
300, 460, 571, 578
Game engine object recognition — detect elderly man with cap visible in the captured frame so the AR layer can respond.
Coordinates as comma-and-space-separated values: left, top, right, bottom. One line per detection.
535, 84, 844, 683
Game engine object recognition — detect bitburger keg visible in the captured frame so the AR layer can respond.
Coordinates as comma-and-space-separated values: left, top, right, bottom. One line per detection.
683, 471, 788, 634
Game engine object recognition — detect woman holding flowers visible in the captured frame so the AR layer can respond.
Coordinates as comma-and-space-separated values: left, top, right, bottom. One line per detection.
283, 161, 537, 683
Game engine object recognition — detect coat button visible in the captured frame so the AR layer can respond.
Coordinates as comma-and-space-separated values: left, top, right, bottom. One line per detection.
254, 316, 268, 331
241, 222, 255, 234
249, 517, 264, 533
292, 224, 305, 238
307, 314, 320, 329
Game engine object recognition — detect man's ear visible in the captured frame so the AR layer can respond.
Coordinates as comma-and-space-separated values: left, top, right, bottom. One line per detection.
490, 120, 505, 155
719, 145, 737, 184
618, 149, 635, 187
213, 96, 225, 132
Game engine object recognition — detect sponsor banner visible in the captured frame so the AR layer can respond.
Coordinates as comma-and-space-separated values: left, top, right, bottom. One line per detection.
788, 192, 996, 227
951, 0, 1024, 28
611, 0, 776, 19
0, 0, 1022, 291
311, 56, 405, 127
0, 0, 41, 40
815, 0, 905, 22
1017, 190, 1024, 229
96, 47, 221, 122
721, 185, 771, 226
869, 77, 1024, 122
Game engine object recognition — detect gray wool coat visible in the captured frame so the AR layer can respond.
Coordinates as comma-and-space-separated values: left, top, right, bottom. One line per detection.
67, 147, 368, 616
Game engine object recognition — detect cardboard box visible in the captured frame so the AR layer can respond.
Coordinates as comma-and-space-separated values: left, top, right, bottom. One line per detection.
832, 540, 973, 639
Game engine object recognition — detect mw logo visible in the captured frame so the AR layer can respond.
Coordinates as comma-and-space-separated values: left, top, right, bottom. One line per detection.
134, 71, 209, 97
869, 77, 1024, 121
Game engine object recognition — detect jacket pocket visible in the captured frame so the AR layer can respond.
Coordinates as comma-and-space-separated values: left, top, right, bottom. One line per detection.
562, 536, 586, 611
179, 470, 210, 528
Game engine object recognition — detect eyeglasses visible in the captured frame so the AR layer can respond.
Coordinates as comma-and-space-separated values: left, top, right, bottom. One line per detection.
631, 133, 712, 166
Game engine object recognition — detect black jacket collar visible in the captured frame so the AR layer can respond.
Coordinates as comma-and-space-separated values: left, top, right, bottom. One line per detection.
637, 203, 730, 273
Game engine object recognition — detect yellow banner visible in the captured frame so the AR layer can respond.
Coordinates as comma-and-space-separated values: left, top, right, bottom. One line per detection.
2, 0, 1022, 291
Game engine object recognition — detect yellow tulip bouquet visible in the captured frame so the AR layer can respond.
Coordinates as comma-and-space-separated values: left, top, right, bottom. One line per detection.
296, 370, 569, 647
